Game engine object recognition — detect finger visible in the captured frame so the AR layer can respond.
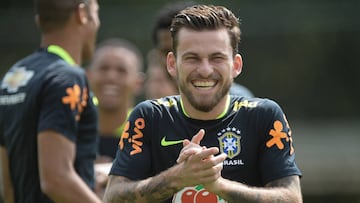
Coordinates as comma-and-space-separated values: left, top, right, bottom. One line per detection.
178, 139, 195, 162
182, 139, 190, 147
192, 162, 224, 184
177, 141, 203, 163
177, 131, 204, 163
177, 146, 202, 163
191, 152, 226, 173
212, 153, 227, 164
191, 129, 205, 144
194, 147, 220, 161
181, 129, 205, 158
195, 173, 221, 184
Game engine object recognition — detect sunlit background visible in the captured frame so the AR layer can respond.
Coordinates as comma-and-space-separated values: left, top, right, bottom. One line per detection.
1, 0, 359, 202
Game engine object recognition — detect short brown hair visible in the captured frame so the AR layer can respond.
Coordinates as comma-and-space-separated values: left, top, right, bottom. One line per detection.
170, 5, 241, 56
34, 0, 89, 32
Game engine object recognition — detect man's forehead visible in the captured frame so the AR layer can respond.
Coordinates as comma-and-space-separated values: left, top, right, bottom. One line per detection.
176, 28, 232, 55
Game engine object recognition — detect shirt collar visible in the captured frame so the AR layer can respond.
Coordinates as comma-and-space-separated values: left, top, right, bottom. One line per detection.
180, 94, 230, 119
47, 45, 76, 65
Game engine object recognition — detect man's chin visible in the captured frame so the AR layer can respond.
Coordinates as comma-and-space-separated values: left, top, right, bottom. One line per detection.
192, 99, 216, 112
99, 104, 121, 112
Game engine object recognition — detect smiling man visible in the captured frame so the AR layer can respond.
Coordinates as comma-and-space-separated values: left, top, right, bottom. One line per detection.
87, 38, 144, 198
103, 5, 302, 203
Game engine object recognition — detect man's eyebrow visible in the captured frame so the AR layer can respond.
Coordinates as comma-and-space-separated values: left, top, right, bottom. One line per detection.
181, 52, 198, 57
211, 52, 227, 56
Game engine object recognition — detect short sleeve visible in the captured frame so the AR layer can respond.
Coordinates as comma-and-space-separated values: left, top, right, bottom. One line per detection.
258, 99, 302, 184
109, 101, 154, 180
38, 67, 88, 142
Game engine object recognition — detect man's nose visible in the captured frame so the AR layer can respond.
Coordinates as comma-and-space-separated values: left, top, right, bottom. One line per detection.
104, 69, 119, 81
197, 59, 213, 77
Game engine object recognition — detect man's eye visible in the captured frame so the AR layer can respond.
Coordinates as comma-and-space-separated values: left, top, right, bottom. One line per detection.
185, 57, 198, 61
213, 56, 225, 62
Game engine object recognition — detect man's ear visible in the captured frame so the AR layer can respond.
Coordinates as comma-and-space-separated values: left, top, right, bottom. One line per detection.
134, 72, 145, 96
232, 54, 243, 78
166, 52, 177, 78
34, 14, 40, 29
76, 3, 89, 24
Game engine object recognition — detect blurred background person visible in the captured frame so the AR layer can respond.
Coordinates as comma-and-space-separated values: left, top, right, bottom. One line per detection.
146, 1, 254, 98
0, 0, 102, 202
144, 49, 178, 99
87, 38, 144, 197
144, 1, 195, 100
150, 1, 197, 56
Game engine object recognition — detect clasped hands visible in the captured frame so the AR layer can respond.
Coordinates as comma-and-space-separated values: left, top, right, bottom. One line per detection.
176, 129, 227, 192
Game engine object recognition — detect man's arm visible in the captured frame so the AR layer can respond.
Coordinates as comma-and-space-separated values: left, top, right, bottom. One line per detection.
180, 130, 303, 203
205, 175, 302, 203
103, 145, 226, 203
38, 130, 102, 203
0, 146, 14, 203
94, 162, 113, 198
103, 173, 180, 203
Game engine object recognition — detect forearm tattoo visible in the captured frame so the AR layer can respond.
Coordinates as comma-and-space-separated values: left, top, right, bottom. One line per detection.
224, 176, 301, 203
266, 176, 296, 188
106, 174, 180, 203
140, 173, 179, 202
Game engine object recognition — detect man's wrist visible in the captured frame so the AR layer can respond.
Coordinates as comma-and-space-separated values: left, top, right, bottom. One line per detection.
164, 163, 187, 190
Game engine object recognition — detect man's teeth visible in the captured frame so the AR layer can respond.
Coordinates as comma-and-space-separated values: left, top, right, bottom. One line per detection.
102, 86, 119, 96
193, 81, 215, 87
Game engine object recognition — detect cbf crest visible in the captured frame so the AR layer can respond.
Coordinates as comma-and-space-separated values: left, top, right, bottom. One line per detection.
217, 127, 241, 159
1, 66, 34, 93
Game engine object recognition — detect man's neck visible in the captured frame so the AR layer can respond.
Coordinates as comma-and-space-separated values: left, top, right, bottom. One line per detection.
40, 29, 82, 65
180, 95, 230, 120
98, 108, 128, 136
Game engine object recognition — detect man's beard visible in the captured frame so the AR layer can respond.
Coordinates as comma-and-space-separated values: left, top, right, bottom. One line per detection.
179, 77, 232, 112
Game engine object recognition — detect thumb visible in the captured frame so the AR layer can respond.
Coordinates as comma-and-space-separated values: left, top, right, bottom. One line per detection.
191, 129, 205, 144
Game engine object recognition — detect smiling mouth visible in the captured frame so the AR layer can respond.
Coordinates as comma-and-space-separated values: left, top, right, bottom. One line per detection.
101, 85, 120, 96
192, 80, 216, 89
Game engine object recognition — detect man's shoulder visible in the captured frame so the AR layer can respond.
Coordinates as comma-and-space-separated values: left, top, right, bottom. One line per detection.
8, 48, 78, 75
137, 95, 180, 108
230, 82, 254, 98
132, 95, 180, 117
230, 95, 281, 112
